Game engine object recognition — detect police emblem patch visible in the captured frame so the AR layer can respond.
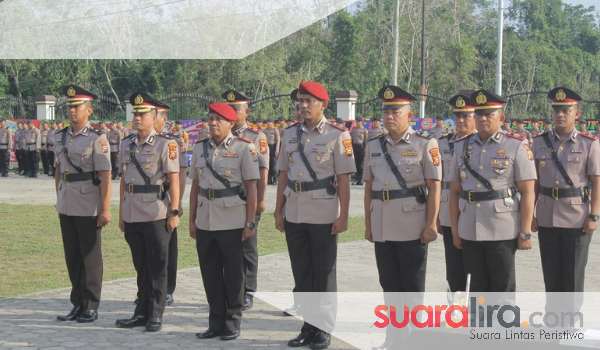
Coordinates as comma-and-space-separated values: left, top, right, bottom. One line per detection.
99, 139, 108, 154
429, 147, 440, 166
168, 142, 177, 160
342, 139, 353, 156
259, 139, 268, 155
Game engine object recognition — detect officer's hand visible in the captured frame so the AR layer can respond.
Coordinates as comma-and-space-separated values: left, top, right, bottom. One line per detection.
275, 152, 279, 158
178, 203, 183, 217
167, 215, 179, 233
274, 211, 285, 233
364, 228, 374, 243
420, 227, 438, 244
97, 211, 111, 228
436, 219, 442, 235
189, 221, 197, 240
583, 218, 598, 235
118, 217, 124, 233
332, 216, 348, 235
242, 227, 255, 241
517, 236, 533, 250
257, 200, 266, 214
531, 216, 539, 232
452, 234, 462, 250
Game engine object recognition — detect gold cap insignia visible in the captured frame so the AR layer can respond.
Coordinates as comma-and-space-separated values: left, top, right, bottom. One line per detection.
383, 88, 395, 100
67, 87, 76, 97
456, 97, 466, 108
296, 92, 300, 99
556, 89, 566, 101
227, 92, 236, 101
476, 92, 487, 105
134, 94, 144, 106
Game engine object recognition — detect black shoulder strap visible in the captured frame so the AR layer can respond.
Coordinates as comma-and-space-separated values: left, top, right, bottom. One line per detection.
129, 142, 152, 185
61, 128, 84, 174
379, 135, 407, 189
203, 139, 231, 188
448, 134, 455, 153
296, 124, 318, 181
542, 132, 574, 188
461, 134, 495, 191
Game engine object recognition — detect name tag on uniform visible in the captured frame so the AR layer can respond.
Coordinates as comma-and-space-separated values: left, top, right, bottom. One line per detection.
371, 153, 381, 157
200, 154, 206, 158
444, 150, 453, 154
571, 150, 582, 153
541, 148, 552, 151
316, 143, 327, 146
289, 139, 299, 143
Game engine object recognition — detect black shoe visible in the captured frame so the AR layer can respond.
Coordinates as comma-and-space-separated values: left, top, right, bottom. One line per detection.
241, 296, 253, 311
115, 315, 147, 328
356, 181, 363, 185
288, 330, 316, 347
196, 329, 223, 339
1, 173, 7, 177
76, 309, 98, 323
283, 304, 301, 316
309, 331, 331, 349
30, 174, 37, 178
57, 306, 82, 321
145, 318, 162, 332
220, 330, 240, 341
166, 294, 174, 306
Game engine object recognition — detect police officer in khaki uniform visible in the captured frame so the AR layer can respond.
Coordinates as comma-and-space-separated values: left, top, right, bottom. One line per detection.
47, 121, 58, 177
364, 86, 441, 350
532, 87, 600, 312
15, 122, 24, 175
115, 92, 180, 332
277, 116, 287, 139
222, 89, 269, 311
351, 116, 368, 185
430, 116, 449, 139
116, 119, 129, 139
39, 122, 50, 175
530, 118, 542, 138
514, 119, 533, 145
438, 93, 477, 292
448, 89, 537, 293
107, 121, 122, 180
369, 116, 387, 139
502, 118, 512, 132
54, 85, 112, 323
25, 120, 41, 177
198, 118, 210, 140
0, 119, 13, 177
264, 117, 280, 184
543, 118, 554, 132
275, 81, 356, 349
189, 102, 259, 341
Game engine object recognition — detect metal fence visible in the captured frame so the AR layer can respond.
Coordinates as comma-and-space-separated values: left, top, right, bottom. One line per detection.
0, 95, 36, 119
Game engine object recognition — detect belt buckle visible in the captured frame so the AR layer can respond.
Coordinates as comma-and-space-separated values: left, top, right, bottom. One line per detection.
128, 183, 134, 195
382, 189, 390, 204
208, 188, 215, 200
295, 181, 302, 193
63, 170, 70, 186
468, 190, 475, 204
551, 187, 559, 200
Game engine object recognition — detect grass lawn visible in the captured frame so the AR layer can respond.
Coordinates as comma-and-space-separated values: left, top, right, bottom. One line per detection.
0, 203, 365, 298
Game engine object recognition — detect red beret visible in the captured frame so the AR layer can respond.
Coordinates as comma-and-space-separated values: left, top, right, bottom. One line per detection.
209, 103, 238, 121
299, 81, 329, 101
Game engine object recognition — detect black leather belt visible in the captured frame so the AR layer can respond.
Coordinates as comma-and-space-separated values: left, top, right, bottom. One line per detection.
288, 176, 335, 193
372, 186, 426, 203
461, 187, 516, 203
442, 182, 451, 190
0, 143, 8, 145
199, 186, 242, 200
63, 171, 96, 183
26, 143, 36, 145
41, 143, 46, 146
126, 183, 163, 195
109, 142, 119, 145
540, 186, 587, 200
352, 143, 364, 147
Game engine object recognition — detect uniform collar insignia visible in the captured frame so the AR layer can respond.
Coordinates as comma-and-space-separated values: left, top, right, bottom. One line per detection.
492, 131, 502, 142
148, 136, 154, 144
226, 136, 233, 147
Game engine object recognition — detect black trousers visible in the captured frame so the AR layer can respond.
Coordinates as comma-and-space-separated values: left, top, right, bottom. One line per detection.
268, 146, 277, 183
167, 228, 178, 295
0, 149, 8, 175
441, 226, 466, 292
124, 220, 170, 319
16, 149, 25, 172
110, 152, 119, 178
40, 149, 49, 174
58, 215, 103, 310
47, 150, 55, 173
196, 228, 244, 332
243, 213, 260, 299
26, 150, 39, 175
352, 144, 364, 183
374, 239, 428, 293
461, 238, 517, 293
285, 221, 337, 333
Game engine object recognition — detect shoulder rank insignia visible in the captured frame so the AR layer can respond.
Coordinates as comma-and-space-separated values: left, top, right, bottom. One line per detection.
195, 136, 209, 144
367, 133, 385, 142
415, 131, 433, 139
246, 127, 261, 134
533, 130, 550, 138
237, 135, 253, 143
505, 132, 526, 141
157, 133, 175, 140
327, 122, 347, 131
123, 133, 136, 140
580, 132, 598, 141
286, 122, 299, 129
89, 127, 104, 135
58, 126, 69, 134
439, 132, 454, 140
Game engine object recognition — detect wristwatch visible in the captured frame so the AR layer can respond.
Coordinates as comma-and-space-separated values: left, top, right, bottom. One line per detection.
589, 214, 600, 222
245, 222, 256, 230
519, 232, 532, 240
170, 209, 180, 216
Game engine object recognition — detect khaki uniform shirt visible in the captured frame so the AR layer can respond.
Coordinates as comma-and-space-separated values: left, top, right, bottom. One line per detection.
514, 129, 533, 145
188, 133, 260, 231
233, 123, 269, 169
264, 127, 280, 154
533, 129, 600, 228
430, 125, 448, 139
40, 129, 49, 149
119, 127, 129, 139
439, 132, 461, 227
167, 131, 189, 168
107, 129, 121, 152
277, 125, 286, 139
276, 117, 356, 224
364, 128, 442, 241
448, 130, 537, 241
47, 128, 58, 151
25, 127, 41, 151
14, 129, 22, 150
369, 126, 387, 139
54, 123, 111, 216
0, 126, 13, 150
351, 126, 368, 146
120, 130, 180, 223
530, 129, 542, 138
